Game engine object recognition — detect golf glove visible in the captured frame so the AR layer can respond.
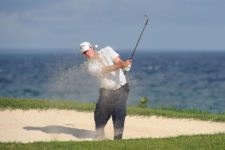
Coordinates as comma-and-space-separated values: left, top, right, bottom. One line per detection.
122, 64, 132, 72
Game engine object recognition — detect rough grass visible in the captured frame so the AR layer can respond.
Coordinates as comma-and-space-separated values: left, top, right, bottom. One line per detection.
0, 97, 225, 122
0, 98, 225, 122
0, 134, 225, 150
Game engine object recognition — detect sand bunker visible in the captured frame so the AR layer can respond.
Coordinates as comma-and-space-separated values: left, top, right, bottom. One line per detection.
0, 109, 225, 143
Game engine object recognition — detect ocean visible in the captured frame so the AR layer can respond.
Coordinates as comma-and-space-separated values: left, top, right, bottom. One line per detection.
0, 50, 225, 113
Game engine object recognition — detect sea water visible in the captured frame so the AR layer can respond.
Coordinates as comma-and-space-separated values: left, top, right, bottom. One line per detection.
0, 50, 224, 113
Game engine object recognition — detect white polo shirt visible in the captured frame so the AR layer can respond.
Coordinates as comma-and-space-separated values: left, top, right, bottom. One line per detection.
87, 47, 127, 90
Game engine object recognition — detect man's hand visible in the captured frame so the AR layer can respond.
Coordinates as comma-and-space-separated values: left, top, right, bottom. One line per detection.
121, 59, 132, 72
114, 57, 132, 68
102, 57, 132, 74
122, 64, 132, 72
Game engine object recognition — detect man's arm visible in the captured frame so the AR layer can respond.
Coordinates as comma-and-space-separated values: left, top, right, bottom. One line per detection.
102, 56, 132, 74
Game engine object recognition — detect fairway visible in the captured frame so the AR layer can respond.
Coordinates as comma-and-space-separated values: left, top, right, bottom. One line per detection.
1, 109, 225, 143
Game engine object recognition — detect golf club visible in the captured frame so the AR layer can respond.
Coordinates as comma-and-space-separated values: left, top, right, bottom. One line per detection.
123, 15, 149, 73
130, 15, 149, 60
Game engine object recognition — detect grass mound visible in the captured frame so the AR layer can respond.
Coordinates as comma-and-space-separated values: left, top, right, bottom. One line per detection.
0, 97, 225, 122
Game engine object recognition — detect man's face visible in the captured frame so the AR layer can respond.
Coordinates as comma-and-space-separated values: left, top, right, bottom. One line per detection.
82, 47, 94, 59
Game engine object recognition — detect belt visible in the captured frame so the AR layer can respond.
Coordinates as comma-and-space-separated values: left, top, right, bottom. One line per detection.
101, 83, 127, 91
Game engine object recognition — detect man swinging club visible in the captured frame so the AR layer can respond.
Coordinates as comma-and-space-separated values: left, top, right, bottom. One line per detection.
79, 15, 148, 140
79, 42, 132, 140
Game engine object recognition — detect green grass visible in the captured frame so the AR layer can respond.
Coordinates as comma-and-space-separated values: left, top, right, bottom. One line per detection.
0, 97, 95, 111
0, 134, 225, 150
0, 97, 225, 122
127, 106, 225, 122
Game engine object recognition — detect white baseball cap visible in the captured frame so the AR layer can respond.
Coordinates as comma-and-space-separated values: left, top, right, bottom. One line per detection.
80, 41, 92, 53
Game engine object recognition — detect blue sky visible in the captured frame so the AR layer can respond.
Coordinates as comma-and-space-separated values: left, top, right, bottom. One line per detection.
0, 0, 225, 52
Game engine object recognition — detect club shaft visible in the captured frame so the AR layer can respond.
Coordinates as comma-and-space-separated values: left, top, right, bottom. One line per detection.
130, 17, 148, 60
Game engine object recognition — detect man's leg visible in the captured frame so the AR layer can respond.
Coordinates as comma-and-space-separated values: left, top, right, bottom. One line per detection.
112, 101, 126, 139
94, 89, 111, 139
112, 84, 129, 140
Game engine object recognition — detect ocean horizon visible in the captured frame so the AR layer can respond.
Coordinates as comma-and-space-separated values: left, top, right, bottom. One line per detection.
0, 50, 225, 113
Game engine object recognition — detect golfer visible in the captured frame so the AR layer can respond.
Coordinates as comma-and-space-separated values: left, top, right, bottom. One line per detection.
80, 41, 132, 140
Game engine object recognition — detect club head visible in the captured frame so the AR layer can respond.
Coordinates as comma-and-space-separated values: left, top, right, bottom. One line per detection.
144, 15, 149, 25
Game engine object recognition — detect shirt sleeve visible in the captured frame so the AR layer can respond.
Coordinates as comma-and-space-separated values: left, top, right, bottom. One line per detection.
106, 47, 119, 60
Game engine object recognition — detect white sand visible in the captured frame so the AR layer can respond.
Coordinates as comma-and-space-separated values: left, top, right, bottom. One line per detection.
0, 109, 225, 143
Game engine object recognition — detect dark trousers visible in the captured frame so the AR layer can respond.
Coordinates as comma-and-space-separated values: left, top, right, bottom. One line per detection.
94, 83, 129, 140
